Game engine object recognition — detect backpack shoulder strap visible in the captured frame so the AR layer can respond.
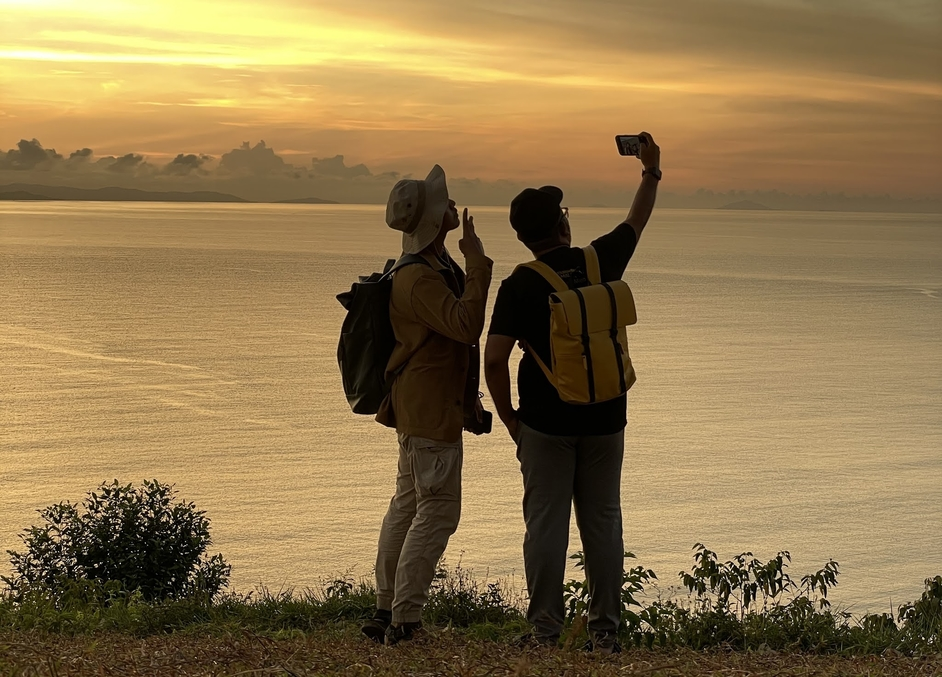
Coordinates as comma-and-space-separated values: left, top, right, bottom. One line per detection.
515, 261, 568, 292
381, 254, 439, 389
512, 261, 566, 389
524, 344, 558, 389
382, 253, 432, 280
583, 245, 601, 285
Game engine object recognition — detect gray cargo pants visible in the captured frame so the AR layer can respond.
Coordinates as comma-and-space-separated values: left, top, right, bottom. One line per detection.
375, 433, 463, 624
516, 421, 625, 646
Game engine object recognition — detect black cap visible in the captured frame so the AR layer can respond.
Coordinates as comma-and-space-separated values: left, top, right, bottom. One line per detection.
509, 185, 564, 243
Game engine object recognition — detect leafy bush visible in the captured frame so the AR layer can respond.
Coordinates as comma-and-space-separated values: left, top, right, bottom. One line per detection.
3, 479, 230, 603
561, 543, 940, 656
563, 550, 658, 645
896, 576, 942, 654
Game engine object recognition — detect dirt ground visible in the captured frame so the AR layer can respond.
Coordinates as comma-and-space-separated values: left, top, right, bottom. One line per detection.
2, 628, 940, 677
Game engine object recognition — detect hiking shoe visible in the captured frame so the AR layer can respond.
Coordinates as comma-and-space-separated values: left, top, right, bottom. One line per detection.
514, 632, 558, 649
360, 610, 391, 643
582, 636, 622, 655
594, 640, 622, 655
384, 621, 422, 646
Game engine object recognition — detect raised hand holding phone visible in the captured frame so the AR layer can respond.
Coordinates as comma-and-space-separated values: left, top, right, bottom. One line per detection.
458, 207, 485, 258
638, 131, 660, 171
620, 131, 661, 239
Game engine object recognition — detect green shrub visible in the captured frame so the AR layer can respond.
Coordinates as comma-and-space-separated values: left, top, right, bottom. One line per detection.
563, 550, 658, 646
896, 576, 942, 654
559, 543, 935, 654
3, 479, 230, 604
424, 561, 524, 628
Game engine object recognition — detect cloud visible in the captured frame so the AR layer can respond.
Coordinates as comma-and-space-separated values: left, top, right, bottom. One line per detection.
1, 137, 938, 210
310, 154, 370, 178
164, 153, 213, 176
343, 0, 941, 85
2, 1, 938, 196
219, 141, 289, 175
0, 139, 63, 170
0, 137, 406, 201
68, 148, 93, 162
100, 153, 146, 173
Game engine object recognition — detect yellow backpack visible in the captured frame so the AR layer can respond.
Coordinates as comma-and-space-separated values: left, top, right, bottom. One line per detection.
517, 246, 637, 404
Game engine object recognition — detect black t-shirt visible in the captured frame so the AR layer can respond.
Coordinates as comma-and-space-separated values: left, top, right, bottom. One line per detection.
488, 222, 638, 436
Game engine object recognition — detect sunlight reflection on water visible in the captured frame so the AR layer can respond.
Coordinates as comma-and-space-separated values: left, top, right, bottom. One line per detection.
1, 203, 940, 613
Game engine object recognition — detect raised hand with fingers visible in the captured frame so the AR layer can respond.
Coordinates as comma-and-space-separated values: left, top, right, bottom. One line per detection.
458, 207, 485, 258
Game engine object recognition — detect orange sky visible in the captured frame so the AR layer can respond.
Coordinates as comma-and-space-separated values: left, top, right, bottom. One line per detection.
1, 0, 940, 196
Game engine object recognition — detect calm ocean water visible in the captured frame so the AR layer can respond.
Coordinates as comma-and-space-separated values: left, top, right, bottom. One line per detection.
1, 202, 940, 614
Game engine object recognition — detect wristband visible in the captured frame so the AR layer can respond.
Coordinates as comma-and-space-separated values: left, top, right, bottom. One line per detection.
642, 167, 662, 181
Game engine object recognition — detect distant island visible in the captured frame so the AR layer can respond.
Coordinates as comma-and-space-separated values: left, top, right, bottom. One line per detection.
0, 190, 49, 201
0, 184, 248, 203
4, 183, 939, 213
275, 197, 339, 204
0, 184, 334, 204
717, 200, 772, 210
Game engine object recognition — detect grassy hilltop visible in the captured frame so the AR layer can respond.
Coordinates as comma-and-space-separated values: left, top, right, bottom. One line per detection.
2, 629, 940, 677
2, 482, 938, 676
2, 562, 940, 676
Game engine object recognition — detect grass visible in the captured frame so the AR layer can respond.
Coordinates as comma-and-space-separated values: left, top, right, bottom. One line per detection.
2, 628, 941, 677
1, 550, 939, 675
5, 482, 938, 674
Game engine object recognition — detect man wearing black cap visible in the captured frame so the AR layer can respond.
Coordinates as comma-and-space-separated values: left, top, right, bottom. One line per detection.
483, 132, 660, 652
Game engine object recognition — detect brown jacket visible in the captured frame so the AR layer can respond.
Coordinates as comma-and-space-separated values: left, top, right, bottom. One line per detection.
375, 248, 493, 442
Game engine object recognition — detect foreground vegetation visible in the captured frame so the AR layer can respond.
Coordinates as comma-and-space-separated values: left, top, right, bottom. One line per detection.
3, 629, 940, 677
2, 481, 938, 675
1, 559, 939, 675
2, 560, 940, 653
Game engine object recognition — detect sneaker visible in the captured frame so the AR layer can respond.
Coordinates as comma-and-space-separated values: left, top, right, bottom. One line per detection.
384, 621, 422, 646
360, 610, 391, 643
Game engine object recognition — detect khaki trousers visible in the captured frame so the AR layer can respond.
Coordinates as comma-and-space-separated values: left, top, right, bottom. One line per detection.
375, 433, 463, 623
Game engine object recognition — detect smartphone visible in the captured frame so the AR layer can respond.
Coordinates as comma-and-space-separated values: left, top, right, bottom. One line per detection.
480, 410, 493, 435
615, 135, 646, 157
464, 409, 493, 435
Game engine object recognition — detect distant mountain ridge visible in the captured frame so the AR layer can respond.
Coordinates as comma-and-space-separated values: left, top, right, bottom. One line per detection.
3, 183, 940, 213
0, 190, 48, 201
0, 184, 248, 203
0, 184, 336, 204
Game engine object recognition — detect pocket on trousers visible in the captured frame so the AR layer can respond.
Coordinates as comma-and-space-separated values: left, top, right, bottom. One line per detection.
410, 439, 461, 498
514, 422, 528, 462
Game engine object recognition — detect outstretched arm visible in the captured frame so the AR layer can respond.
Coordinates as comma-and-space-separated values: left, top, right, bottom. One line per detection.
484, 334, 518, 440
625, 131, 661, 242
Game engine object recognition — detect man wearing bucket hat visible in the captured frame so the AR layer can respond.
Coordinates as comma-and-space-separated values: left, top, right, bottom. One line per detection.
362, 164, 493, 646
484, 133, 661, 652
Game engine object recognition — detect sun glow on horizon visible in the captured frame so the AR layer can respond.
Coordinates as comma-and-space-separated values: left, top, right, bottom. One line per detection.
1, 0, 939, 195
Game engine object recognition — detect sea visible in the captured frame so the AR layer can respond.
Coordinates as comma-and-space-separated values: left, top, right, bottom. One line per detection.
1, 202, 940, 615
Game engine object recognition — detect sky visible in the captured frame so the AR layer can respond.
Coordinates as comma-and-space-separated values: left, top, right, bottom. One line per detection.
1, 0, 940, 203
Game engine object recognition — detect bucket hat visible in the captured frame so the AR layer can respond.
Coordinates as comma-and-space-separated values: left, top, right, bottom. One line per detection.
386, 165, 450, 254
